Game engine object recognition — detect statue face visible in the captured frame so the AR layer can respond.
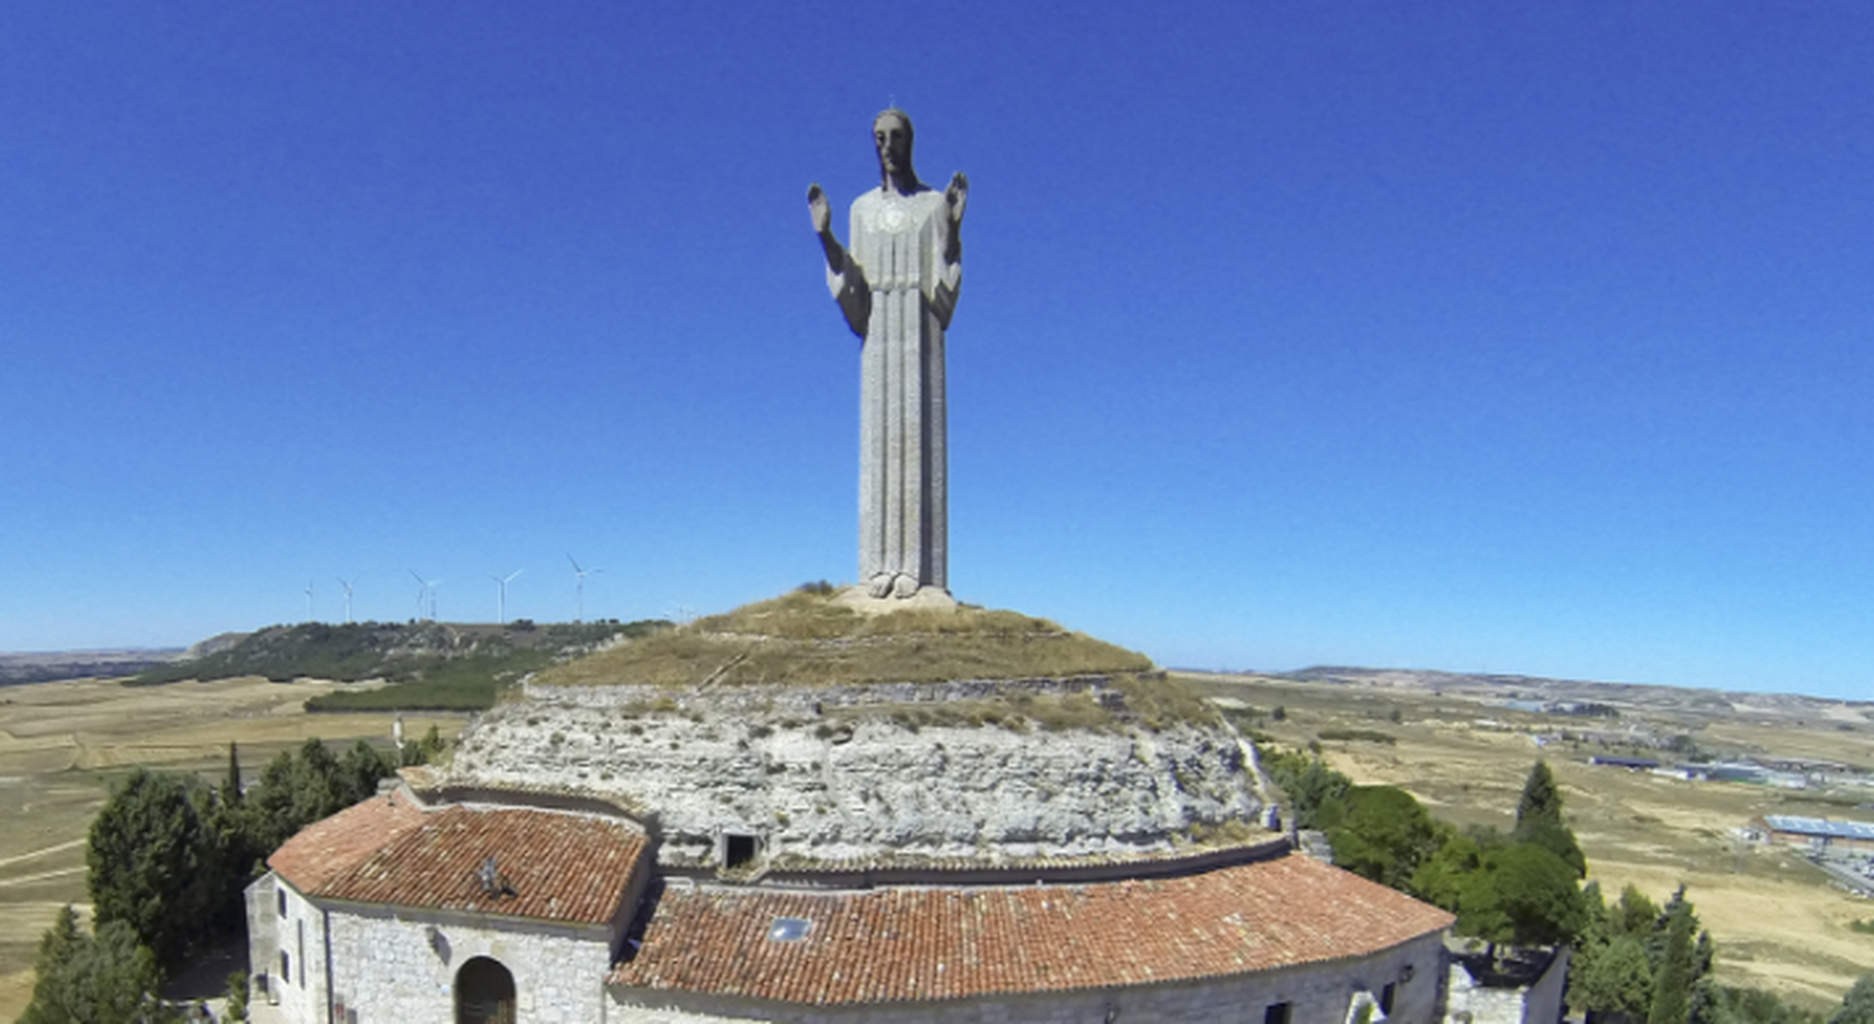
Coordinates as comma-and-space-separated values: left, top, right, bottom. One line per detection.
873, 113, 912, 178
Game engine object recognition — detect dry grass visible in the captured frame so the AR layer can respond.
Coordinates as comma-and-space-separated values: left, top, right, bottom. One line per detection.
1181, 671, 1874, 1014
534, 590, 1153, 689
0, 675, 463, 1022
836, 674, 1221, 735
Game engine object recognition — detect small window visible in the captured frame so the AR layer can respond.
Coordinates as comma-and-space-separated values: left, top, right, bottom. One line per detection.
280, 952, 291, 985
724, 833, 758, 869
1381, 983, 1397, 1014
1266, 1002, 1292, 1024
277, 889, 287, 916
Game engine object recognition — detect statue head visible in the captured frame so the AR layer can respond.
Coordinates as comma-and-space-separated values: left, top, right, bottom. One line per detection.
873, 108, 919, 192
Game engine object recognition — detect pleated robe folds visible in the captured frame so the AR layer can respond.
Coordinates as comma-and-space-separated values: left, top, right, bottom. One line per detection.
826, 187, 961, 594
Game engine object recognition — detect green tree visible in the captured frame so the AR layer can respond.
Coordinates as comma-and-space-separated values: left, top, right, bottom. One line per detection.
415, 723, 447, 765
290, 737, 347, 825
20, 908, 170, 1024
224, 741, 243, 804
1455, 843, 1588, 952
1513, 760, 1587, 877
1412, 831, 1484, 913
1318, 785, 1445, 890
1649, 897, 1698, 1024
1571, 882, 1672, 1024
1708, 985, 1824, 1024
1831, 975, 1874, 1024
338, 739, 391, 804
249, 739, 358, 851
1613, 884, 1661, 939
86, 768, 212, 967
224, 969, 251, 1023
1572, 934, 1654, 1024
1263, 748, 1351, 830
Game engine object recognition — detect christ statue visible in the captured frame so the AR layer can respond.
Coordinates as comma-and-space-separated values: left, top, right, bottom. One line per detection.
808, 109, 969, 599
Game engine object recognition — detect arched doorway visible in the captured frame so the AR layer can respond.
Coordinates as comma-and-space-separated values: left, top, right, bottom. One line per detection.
455, 956, 516, 1024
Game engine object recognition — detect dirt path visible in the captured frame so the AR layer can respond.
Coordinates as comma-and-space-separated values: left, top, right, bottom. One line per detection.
0, 837, 85, 870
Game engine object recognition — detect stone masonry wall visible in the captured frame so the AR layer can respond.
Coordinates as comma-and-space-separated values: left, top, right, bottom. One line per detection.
250, 870, 615, 1024
607, 931, 1449, 1024
325, 904, 613, 1024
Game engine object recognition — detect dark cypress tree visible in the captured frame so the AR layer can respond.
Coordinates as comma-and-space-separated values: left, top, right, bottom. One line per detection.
86, 768, 212, 967
1513, 760, 1587, 877
225, 741, 243, 804
1648, 897, 1698, 1024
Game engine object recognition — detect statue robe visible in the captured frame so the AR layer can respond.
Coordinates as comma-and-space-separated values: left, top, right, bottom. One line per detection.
826, 187, 961, 593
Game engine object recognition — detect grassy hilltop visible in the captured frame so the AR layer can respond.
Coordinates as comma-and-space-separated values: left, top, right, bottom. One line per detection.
530, 587, 1155, 689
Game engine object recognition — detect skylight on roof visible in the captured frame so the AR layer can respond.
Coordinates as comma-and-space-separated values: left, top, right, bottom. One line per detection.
769, 916, 812, 942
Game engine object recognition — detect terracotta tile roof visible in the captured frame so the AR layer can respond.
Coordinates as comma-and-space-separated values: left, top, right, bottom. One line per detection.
268, 793, 428, 894
271, 798, 648, 925
609, 852, 1454, 1004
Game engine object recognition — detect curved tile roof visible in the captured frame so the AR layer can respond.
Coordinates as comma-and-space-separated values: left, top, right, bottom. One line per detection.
609, 852, 1453, 1004
270, 795, 648, 925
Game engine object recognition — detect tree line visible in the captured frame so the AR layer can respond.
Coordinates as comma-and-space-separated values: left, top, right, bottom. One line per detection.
22, 732, 443, 1023
1263, 750, 1871, 1024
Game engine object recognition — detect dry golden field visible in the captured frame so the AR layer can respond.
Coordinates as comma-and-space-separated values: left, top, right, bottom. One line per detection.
0, 675, 462, 1021
1184, 672, 1874, 1014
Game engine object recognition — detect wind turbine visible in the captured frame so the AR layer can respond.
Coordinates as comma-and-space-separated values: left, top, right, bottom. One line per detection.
336, 577, 356, 624
567, 554, 602, 623
409, 569, 441, 621
304, 580, 315, 623
489, 569, 522, 624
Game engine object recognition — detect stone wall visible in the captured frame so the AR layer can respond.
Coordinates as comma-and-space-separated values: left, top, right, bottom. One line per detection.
446, 683, 1264, 868
326, 904, 613, 1024
256, 876, 324, 1024
606, 931, 1449, 1024
249, 870, 619, 1024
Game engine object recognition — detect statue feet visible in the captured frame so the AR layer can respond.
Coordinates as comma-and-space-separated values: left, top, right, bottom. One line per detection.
866, 573, 924, 599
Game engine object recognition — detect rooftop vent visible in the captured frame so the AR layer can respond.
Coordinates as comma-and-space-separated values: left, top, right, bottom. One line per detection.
476, 856, 516, 898
768, 916, 812, 942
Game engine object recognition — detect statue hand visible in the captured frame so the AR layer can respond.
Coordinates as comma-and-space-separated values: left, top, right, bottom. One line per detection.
807, 183, 831, 235
944, 172, 969, 224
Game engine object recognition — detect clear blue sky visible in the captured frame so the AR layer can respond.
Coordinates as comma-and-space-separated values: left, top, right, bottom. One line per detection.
3, 2, 1869, 700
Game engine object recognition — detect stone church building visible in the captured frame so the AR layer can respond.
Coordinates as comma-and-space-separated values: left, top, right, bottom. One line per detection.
245, 598, 1457, 1024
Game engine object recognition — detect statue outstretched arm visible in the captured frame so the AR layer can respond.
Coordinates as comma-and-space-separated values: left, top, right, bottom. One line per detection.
928, 172, 967, 329
808, 182, 870, 338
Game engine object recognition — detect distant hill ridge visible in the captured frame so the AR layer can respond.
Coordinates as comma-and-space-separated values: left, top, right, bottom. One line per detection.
0, 648, 185, 686
1269, 665, 1870, 716
123, 618, 670, 711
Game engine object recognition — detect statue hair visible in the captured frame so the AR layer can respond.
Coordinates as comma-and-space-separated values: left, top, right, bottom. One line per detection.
874, 107, 913, 138
873, 108, 920, 191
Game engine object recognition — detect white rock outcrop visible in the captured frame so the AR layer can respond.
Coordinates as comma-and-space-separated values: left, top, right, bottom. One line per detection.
441, 678, 1264, 868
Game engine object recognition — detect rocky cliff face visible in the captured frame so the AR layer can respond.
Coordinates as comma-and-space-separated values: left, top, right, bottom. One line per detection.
442, 677, 1268, 868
